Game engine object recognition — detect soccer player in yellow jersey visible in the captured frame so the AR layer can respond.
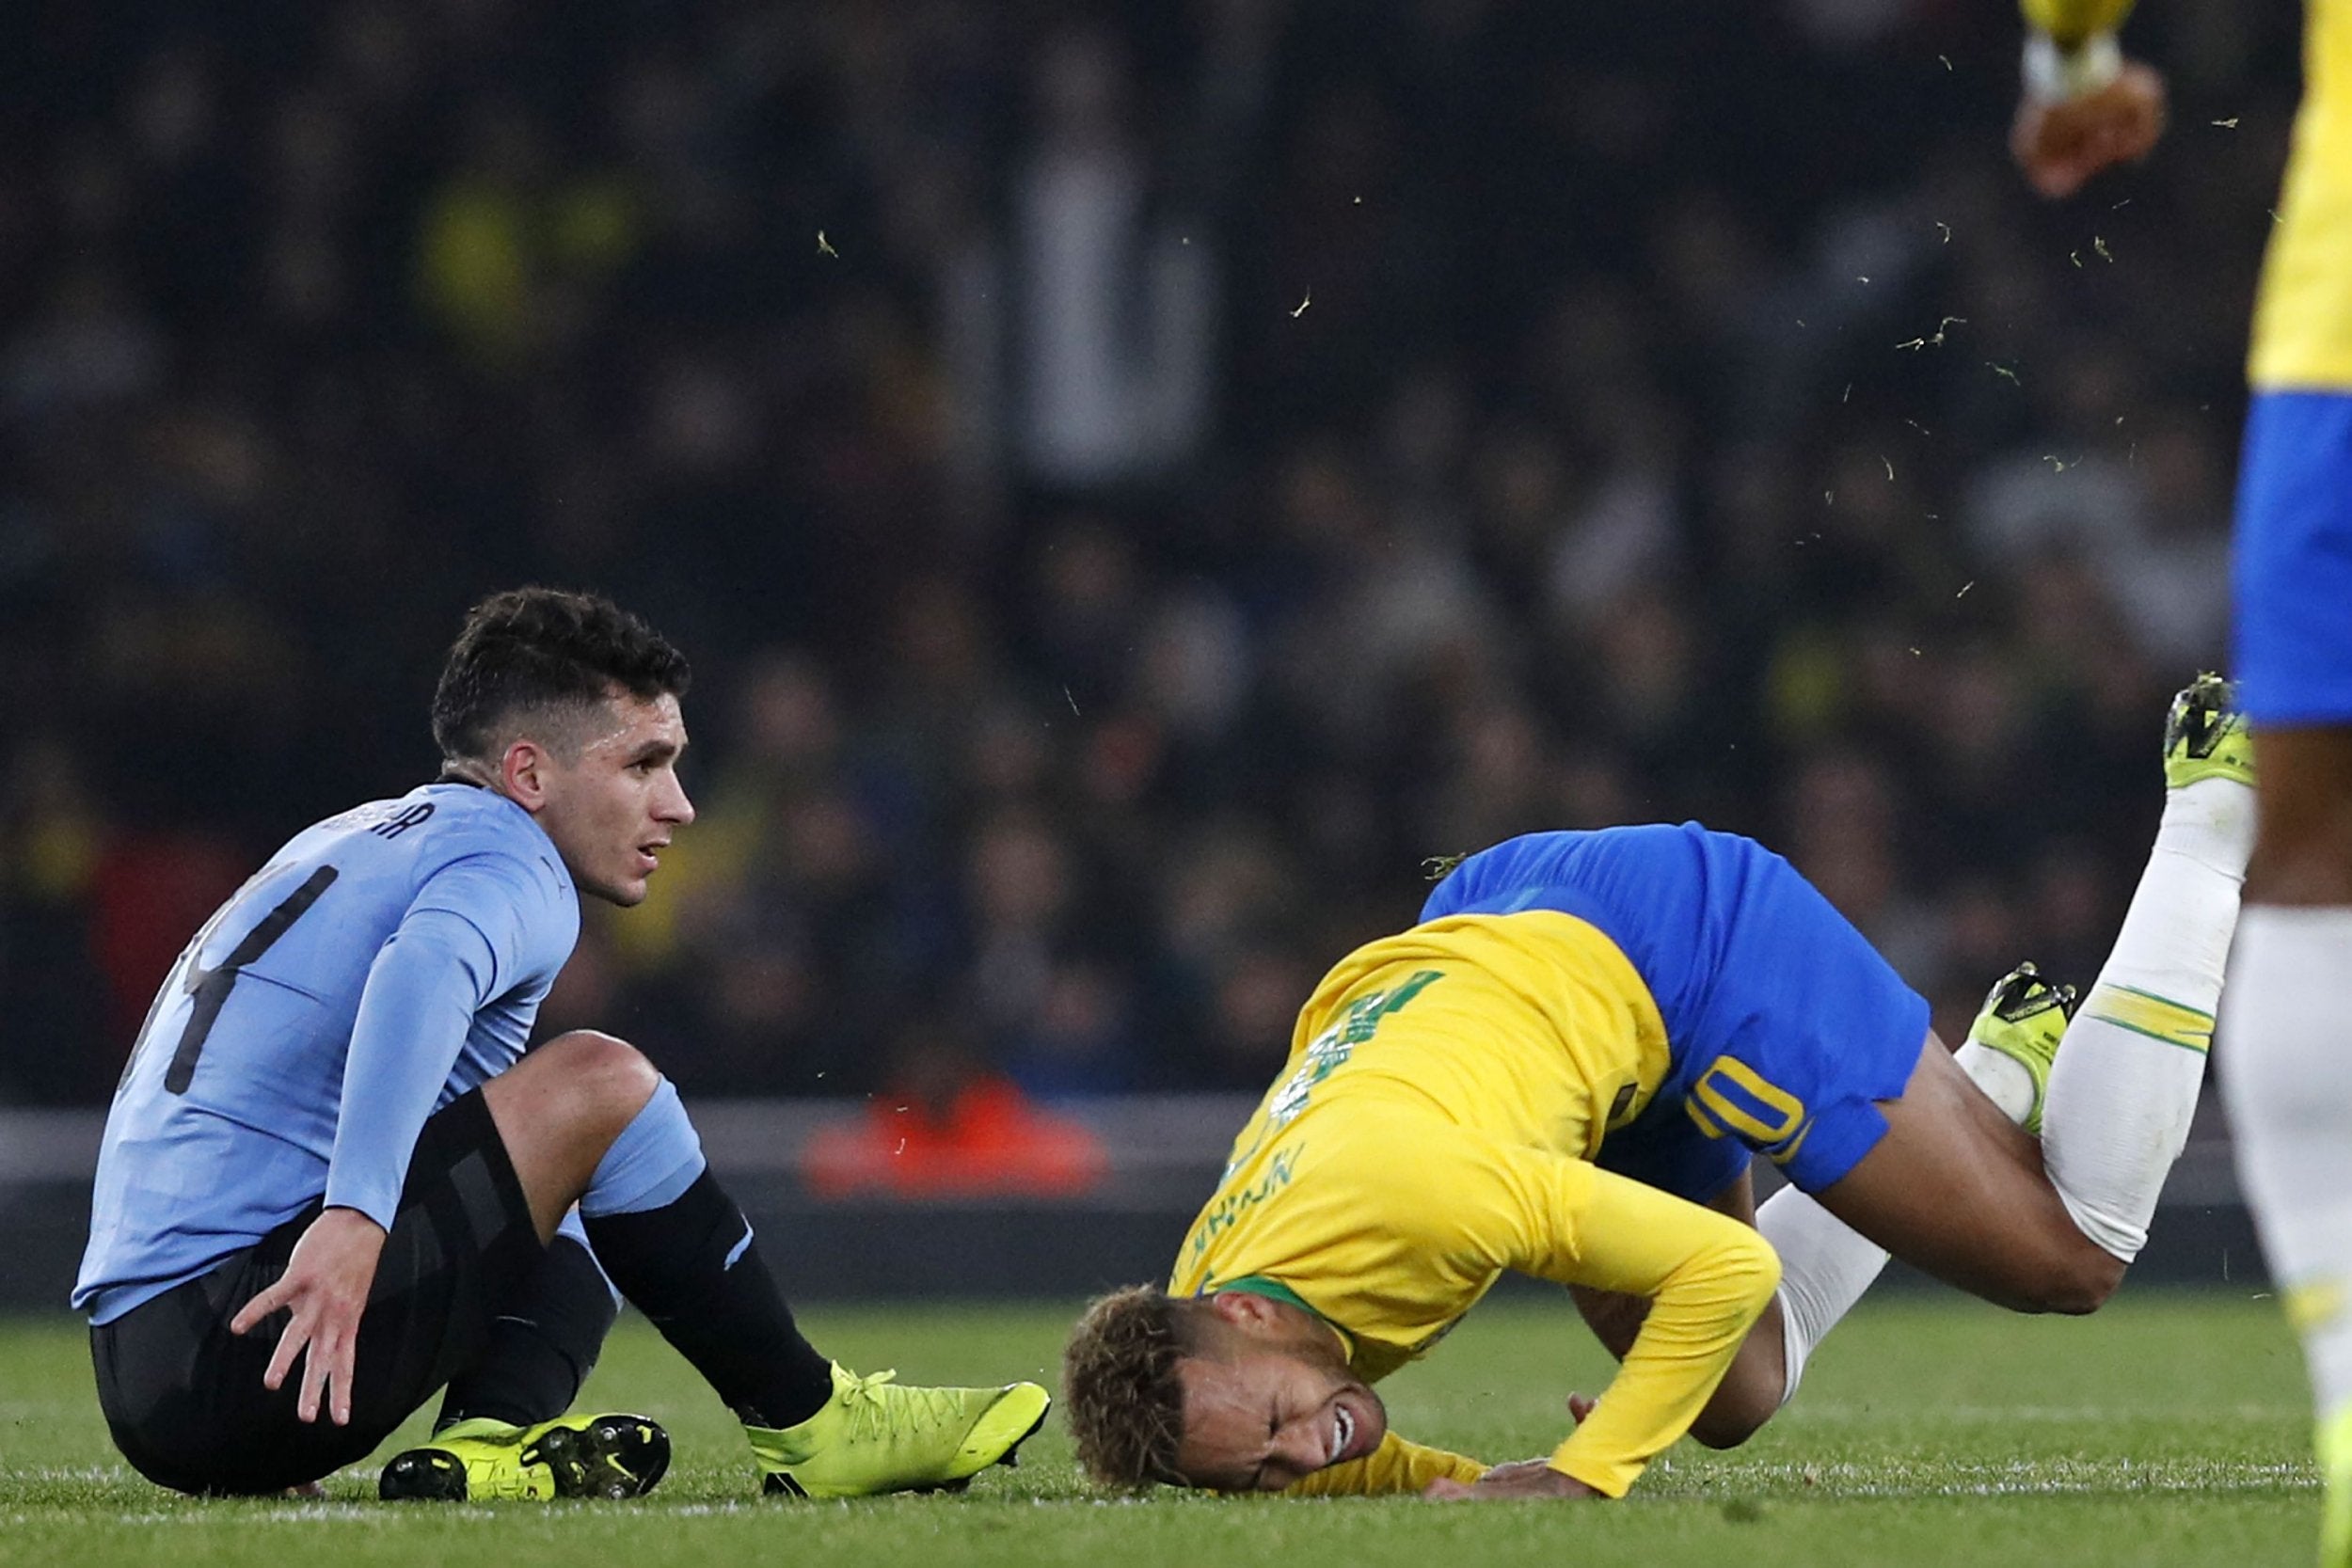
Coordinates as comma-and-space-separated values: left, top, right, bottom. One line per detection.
1064, 679, 2255, 1500
2013, 6, 2352, 1562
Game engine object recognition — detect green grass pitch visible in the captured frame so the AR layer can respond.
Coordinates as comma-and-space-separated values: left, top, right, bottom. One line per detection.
0, 1290, 2321, 1566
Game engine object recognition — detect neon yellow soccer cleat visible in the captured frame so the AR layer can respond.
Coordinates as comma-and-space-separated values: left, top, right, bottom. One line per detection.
378, 1411, 670, 1501
2164, 673, 2256, 790
748, 1363, 1052, 1498
1966, 962, 2077, 1137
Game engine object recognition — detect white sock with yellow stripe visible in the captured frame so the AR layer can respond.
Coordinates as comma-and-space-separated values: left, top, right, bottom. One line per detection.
2219, 906, 2352, 1432
2040, 778, 2252, 1262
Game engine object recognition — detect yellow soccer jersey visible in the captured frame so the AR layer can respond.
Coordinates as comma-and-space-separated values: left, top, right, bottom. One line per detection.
2254, 0, 2352, 389
1169, 911, 1783, 1498
2024, 0, 2352, 388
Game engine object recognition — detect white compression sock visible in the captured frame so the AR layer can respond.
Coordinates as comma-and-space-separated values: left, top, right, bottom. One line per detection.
1953, 1039, 2039, 1125
2220, 905, 2352, 1420
2041, 778, 2254, 1262
1757, 1183, 1889, 1403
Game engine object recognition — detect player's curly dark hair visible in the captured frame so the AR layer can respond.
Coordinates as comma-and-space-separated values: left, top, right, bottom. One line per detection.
431, 587, 691, 764
1062, 1285, 1214, 1489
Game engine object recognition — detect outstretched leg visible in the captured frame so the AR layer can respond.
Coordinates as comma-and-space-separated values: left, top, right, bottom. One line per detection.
2037, 677, 2254, 1263
1819, 680, 2253, 1303
484, 1030, 1050, 1501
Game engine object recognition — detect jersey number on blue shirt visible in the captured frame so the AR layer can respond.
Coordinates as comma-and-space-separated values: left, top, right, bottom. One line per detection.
119, 864, 341, 1097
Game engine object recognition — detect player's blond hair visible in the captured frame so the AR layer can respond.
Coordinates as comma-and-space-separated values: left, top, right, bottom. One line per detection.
1061, 1285, 1213, 1488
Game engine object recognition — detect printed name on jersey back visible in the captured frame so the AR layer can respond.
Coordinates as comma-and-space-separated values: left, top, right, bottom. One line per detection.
1266, 970, 1445, 1130
1186, 1144, 1303, 1264
369, 801, 436, 839
320, 796, 437, 838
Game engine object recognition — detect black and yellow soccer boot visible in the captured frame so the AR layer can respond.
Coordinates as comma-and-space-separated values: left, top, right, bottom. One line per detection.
2163, 672, 2256, 791
379, 1411, 670, 1501
1965, 962, 2079, 1136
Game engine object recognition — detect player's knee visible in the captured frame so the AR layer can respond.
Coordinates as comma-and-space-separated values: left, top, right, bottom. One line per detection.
540, 1030, 660, 1121
2060, 1248, 2125, 1314
1689, 1401, 1773, 1450
2014, 1242, 2123, 1316
1686, 1348, 1782, 1449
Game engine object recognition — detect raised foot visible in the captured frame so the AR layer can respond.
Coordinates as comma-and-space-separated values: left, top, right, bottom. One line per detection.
1965, 961, 2077, 1136
2163, 673, 2254, 790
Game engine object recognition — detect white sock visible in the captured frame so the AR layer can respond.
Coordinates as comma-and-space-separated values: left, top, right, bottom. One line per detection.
2042, 778, 2253, 1261
1953, 1039, 2039, 1125
2220, 905, 2352, 1419
1757, 1183, 1889, 1403
1768, 936, 2070, 1403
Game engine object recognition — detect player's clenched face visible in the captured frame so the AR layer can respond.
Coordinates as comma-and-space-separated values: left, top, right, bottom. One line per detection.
518, 690, 696, 906
1171, 1335, 1388, 1491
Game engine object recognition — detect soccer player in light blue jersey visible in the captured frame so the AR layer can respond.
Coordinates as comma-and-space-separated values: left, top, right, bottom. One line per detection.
77, 588, 1049, 1500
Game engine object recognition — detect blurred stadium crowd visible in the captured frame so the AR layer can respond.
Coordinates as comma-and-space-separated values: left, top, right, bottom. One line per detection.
0, 1, 2301, 1110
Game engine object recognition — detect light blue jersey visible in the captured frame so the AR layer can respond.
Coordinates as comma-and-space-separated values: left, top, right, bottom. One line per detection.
75, 783, 579, 1323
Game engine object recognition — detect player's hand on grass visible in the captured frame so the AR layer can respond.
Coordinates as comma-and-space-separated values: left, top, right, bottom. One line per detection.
1421, 1391, 1602, 1498
1424, 1461, 1602, 1501
2011, 60, 2168, 198
229, 1206, 387, 1426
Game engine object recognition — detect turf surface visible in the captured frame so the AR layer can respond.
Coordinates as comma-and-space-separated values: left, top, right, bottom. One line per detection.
0, 1290, 2319, 1566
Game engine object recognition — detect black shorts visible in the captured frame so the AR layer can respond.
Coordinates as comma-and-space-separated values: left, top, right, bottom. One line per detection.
89, 1089, 545, 1495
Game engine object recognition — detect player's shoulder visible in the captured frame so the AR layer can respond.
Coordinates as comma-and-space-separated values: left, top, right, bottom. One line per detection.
312, 784, 570, 895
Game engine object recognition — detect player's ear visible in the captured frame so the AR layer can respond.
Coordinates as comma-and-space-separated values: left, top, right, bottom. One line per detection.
1206, 1291, 1282, 1334
501, 738, 552, 809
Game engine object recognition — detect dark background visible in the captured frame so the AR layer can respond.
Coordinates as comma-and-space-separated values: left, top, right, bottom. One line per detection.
0, 0, 2296, 1113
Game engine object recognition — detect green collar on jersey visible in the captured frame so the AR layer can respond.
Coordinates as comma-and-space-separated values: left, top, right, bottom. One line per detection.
1211, 1275, 1357, 1359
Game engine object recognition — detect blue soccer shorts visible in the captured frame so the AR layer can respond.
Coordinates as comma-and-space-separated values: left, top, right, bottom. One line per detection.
2235, 390, 2352, 727
1588, 839, 1930, 1205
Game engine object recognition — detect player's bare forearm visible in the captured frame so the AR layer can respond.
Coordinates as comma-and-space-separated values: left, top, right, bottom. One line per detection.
228, 1205, 387, 1425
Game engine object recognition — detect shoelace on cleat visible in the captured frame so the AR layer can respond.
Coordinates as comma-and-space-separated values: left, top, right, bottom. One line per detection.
834, 1370, 970, 1444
